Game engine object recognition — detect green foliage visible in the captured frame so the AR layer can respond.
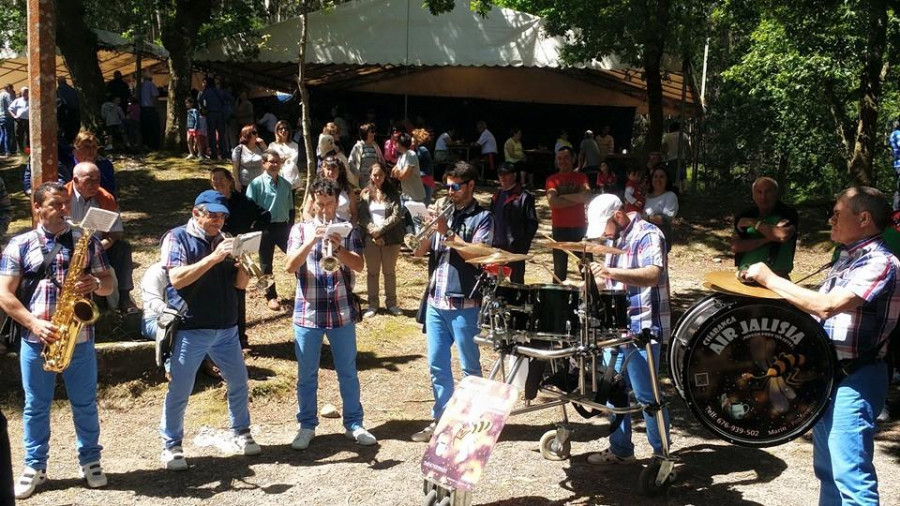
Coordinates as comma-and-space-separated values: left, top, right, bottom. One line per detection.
0, 0, 27, 53
704, 0, 900, 200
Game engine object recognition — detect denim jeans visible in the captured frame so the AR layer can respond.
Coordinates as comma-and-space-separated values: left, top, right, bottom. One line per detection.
20, 340, 102, 468
0, 116, 13, 154
425, 305, 482, 420
293, 323, 364, 431
160, 326, 250, 449
603, 342, 670, 457
141, 316, 157, 340
813, 361, 888, 505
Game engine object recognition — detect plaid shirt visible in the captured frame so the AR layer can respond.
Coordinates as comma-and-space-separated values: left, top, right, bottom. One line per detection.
288, 218, 362, 328
603, 214, 671, 341
0, 225, 109, 344
428, 200, 493, 310
818, 235, 900, 361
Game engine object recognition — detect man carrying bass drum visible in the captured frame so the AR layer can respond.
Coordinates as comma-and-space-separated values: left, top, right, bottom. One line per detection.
743, 186, 900, 505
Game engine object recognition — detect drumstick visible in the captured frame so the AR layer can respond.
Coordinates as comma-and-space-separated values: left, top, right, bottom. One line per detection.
528, 259, 564, 284
541, 232, 582, 265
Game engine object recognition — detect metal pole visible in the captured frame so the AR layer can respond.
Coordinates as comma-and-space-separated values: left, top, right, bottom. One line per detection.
27, 0, 59, 210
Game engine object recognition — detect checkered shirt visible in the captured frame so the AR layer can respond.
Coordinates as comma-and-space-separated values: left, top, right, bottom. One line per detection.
603, 214, 671, 341
288, 218, 363, 328
0, 225, 110, 344
428, 201, 494, 310
818, 235, 900, 361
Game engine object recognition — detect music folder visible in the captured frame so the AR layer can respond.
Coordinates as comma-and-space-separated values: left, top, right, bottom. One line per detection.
232, 231, 262, 256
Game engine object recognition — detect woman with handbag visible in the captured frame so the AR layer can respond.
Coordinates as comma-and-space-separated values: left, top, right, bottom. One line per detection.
357, 163, 405, 318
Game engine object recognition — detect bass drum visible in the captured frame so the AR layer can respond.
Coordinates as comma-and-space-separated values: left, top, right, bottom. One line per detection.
669, 294, 836, 447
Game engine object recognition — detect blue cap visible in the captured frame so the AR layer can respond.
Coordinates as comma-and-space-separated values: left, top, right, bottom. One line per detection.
194, 190, 230, 215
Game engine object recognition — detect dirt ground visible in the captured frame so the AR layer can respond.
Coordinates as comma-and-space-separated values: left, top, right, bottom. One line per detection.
1, 155, 899, 505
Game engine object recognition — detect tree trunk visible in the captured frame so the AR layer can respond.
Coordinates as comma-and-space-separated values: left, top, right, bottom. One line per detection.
642, 0, 671, 154
297, 0, 317, 195
847, 0, 888, 186
160, 0, 212, 152
54, 0, 105, 132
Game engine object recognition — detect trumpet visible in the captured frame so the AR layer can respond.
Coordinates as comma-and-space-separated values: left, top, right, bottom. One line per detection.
223, 233, 274, 291
404, 201, 455, 250
319, 220, 342, 273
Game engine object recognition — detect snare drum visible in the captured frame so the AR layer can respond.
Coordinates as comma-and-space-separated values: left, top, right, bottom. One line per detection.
669, 294, 836, 447
592, 289, 629, 329
490, 282, 532, 334
530, 284, 580, 340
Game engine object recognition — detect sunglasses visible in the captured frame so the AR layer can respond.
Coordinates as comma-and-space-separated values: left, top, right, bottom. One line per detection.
447, 180, 472, 192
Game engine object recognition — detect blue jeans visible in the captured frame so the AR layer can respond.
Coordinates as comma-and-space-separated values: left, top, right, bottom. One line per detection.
294, 323, 364, 431
813, 361, 888, 505
0, 116, 13, 154
160, 326, 250, 449
603, 343, 670, 457
425, 305, 482, 420
20, 340, 101, 468
141, 316, 157, 341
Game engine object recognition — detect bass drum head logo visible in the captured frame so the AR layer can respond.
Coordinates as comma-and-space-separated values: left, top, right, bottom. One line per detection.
682, 301, 835, 447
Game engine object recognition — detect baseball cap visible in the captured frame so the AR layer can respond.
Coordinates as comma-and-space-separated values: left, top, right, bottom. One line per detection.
194, 190, 230, 215
498, 161, 516, 173
585, 194, 622, 239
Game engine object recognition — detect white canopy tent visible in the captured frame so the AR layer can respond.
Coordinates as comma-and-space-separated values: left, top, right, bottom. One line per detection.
0, 29, 169, 90
195, 0, 700, 115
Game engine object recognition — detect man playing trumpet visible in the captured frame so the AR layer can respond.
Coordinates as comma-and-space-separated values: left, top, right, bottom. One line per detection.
158, 190, 261, 471
411, 162, 494, 442
285, 178, 376, 450
0, 182, 114, 499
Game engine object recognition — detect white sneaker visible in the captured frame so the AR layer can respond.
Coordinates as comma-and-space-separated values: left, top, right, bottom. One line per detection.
387, 306, 403, 316
362, 308, 378, 319
345, 427, 378, 446
185, 154, 195, 159
587, 448, 636, 465
291, 428, 315, 450
14, 467, 46, 499
234, 433, 262, 455
411, 421, 437, 443
161, 446, 188, 471
79, 461, 108, 488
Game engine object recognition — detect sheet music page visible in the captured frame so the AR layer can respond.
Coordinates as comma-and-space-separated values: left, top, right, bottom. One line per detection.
404, 201, 429, 220
325, 222, 353, 238
232, 231, 263, 256
80, 207, 119, 233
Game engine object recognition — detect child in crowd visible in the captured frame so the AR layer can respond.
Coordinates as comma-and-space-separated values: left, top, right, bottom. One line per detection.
125, 95, 141, 148
197, 107, 209, 160
623, 167, 645, 213
595, 161, 617, 194
185, 97, 200, 159
100, 95, 125, 151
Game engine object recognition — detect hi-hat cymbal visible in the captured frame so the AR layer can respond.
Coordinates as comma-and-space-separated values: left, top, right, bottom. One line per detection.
440, 241, 496, 257
542, 241, 626, 256
703, 270, 782, 299
466, 251, 533, 265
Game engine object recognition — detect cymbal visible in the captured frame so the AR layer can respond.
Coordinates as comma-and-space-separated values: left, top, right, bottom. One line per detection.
466, 251, 533, 265
440, 241, 496, 257
703, 270, 782, 299
541, 241, 626, 256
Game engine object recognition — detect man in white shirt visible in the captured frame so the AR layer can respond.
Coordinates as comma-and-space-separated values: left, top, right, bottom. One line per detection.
140, 73, 160, 149
434, 128, 455, 163
8, 87, 29, 152
475, 120, 497, 177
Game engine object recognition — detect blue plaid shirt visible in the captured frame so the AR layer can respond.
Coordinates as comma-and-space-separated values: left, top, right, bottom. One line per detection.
288, 218, 363, 328
818, 235, 900, 360
427, 199, 493, 310
890, 129, 900, 170
603, 214, 671, 341
0, 225, 110, 344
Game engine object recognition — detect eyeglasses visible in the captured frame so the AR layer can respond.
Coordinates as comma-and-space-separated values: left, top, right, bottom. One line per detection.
277, 127, 288, 132
206, 212, 226, 220
447, 180, 471, 191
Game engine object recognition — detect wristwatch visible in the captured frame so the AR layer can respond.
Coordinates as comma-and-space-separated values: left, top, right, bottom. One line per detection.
443, 229, 456, 240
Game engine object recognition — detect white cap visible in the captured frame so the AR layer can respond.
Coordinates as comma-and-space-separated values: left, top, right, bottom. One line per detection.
585, 194, 623, 239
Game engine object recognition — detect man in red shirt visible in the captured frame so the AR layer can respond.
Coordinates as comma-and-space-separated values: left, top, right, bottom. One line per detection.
545, 146, 592, 282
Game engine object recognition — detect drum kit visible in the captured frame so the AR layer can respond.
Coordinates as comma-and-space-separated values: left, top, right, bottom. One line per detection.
459, 238, 837, 497
464, 240, 677, 496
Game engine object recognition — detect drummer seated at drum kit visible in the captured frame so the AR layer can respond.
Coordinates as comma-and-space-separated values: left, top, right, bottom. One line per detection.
581, 193, 672, 466
742, 186, 899, 505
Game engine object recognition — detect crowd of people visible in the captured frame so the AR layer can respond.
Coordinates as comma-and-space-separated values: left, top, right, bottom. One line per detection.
0, 85, 899, 506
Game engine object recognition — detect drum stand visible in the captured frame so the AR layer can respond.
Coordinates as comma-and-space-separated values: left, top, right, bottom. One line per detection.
474, 257, 677, 496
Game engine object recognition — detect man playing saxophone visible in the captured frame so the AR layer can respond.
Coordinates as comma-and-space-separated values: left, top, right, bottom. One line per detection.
0, 182, 114, 499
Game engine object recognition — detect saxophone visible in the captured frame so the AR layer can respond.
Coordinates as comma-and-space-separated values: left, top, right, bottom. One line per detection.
41, 228, 100, 373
